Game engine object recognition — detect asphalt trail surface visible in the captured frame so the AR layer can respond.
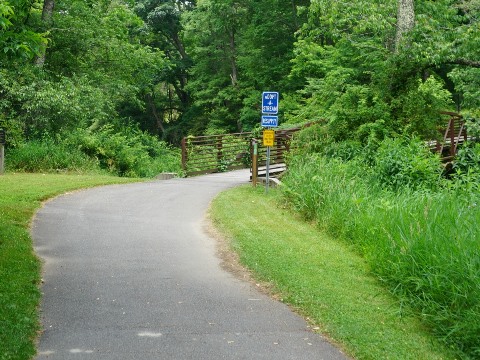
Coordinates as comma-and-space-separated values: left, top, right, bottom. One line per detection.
33, 170, 349, 360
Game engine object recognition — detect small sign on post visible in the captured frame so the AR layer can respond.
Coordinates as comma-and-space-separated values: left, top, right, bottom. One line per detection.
263, 129, 275, 147
261, 115, 278, 127
261, 92, 279, 194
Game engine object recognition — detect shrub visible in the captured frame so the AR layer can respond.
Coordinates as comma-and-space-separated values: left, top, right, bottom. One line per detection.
65, 126, 182, 178
6, 138, 99, 173
453, 142, 480, 175
6, 125, 182, 178
373, 137, 443, 191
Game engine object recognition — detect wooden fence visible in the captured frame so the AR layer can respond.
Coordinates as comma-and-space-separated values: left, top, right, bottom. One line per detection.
181, 127, 303, 177
434, 112, 468, 161
181, 133, 252, 176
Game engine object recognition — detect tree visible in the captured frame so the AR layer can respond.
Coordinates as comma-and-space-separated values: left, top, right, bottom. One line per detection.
1, 0, 171, 139
287, 0, 480, 141
395, 0, 415, 52
182, 0, 310, 134
235, 0, 309, 129
134, 0, 195, 140
0, 0, 47, 64
34, 0, 55, 67
182, 0, 247, 134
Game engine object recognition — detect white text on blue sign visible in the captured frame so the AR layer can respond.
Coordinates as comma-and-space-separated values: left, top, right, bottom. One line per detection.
261, 115, 278, 127
262, 92, 279, 114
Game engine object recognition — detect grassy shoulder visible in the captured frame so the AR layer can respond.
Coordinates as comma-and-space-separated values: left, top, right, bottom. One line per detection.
0, 173, 142, 360
209, 185, 457, 360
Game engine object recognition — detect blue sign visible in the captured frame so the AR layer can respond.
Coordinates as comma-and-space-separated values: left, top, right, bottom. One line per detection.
261, 115, 278, 127
262, 92, 279, 114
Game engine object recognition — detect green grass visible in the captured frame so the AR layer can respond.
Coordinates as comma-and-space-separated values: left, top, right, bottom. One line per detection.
281, 154, 480, 358
210, 185, 457, 360
0, 173, 141, 360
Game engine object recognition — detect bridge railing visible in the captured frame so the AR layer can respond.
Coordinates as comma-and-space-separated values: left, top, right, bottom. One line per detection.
181, 126, 305, 177
434, 112, 468, 161
181, 132, 252, 176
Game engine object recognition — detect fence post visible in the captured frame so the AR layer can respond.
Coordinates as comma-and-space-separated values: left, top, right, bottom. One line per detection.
251, 139, 258, 187
216, 136, 223, 171
449, 117, 455, 157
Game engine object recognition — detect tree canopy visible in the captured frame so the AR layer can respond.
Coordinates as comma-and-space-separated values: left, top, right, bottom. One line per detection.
1, 0, 479, 142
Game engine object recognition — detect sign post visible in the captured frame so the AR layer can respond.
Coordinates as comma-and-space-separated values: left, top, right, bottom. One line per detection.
252, 139, 258, 187
261, 92, 279, 193
263, 129, 275, 192
0, 128, 5, 175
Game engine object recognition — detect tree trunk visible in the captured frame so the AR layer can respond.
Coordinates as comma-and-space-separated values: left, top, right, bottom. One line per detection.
291, 0, 298, 30
146, 93, 166, 135
229, 30, 238, 87
395, 0, 415, 53
35, 0, 55, 67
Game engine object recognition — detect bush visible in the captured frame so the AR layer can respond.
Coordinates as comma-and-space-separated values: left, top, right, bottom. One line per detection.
453, 142, 480, 175
66, 126, 182, 178
6, 138, 99, 173
6, 125, 182, 178
373, 137, 443, 191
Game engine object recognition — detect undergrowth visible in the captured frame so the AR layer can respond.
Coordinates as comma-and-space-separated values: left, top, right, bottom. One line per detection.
5, 126, 182, 178
282, 151, 480, 359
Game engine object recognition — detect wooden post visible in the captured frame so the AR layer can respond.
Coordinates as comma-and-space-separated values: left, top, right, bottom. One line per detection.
449, 117, 455, 157
251, 139, 258, 187
216, 136, 223, 172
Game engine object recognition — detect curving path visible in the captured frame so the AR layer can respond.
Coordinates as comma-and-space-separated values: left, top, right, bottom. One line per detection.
33, 170, 349, 360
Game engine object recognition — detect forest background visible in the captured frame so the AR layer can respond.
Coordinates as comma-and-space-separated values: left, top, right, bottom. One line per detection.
1, 0, 480, 359
1, 0, 480, 164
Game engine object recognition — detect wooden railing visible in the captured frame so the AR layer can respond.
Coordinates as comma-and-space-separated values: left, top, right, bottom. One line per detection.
434, 112, 468, 161
181, 132, 252, 176
181, 126, 306, 177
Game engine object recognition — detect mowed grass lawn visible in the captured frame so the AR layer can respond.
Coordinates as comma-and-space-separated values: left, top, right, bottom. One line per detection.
210, 185, 457, 360
0, 173, 141, 360
1, 174, 457, 360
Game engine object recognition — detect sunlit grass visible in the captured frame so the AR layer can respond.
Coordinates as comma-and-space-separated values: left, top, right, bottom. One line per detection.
281, 154, 480, 359
210, 185, 457, 360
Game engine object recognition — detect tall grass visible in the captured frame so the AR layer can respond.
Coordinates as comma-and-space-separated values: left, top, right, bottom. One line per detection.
282, 154, 480, 358
6, 127, 183, 178
6, 139, 99, 173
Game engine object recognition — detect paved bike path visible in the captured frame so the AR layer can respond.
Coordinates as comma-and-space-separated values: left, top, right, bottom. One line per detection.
33, 170, 349, 359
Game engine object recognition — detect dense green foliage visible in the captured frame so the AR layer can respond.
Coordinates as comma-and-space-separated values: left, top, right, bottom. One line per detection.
6, 125, 182, 177
1, 0, 479, 143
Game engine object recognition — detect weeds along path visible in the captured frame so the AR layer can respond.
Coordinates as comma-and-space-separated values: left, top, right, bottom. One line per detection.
32, 170, 349, 360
